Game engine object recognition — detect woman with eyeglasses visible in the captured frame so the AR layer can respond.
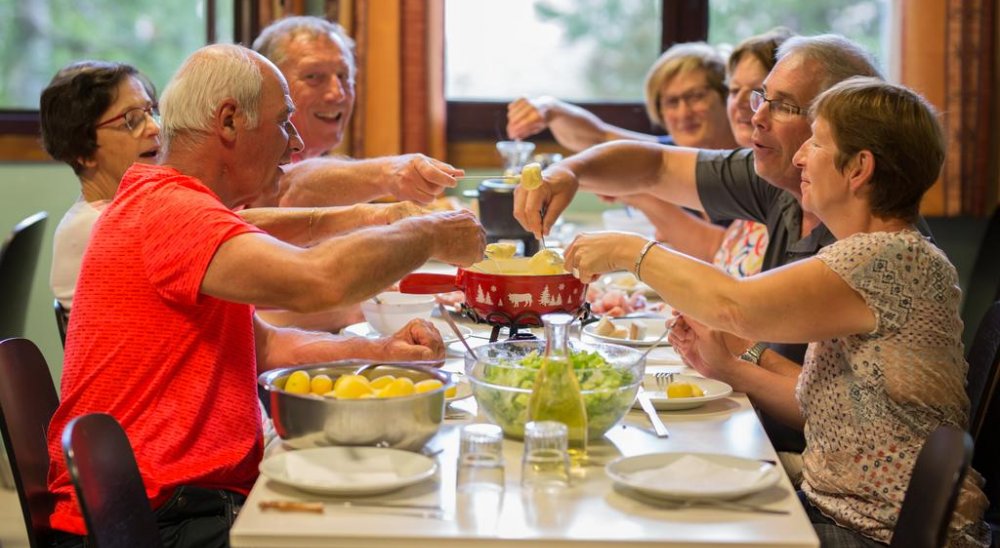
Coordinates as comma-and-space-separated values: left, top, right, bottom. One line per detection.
41, 61, 161, 309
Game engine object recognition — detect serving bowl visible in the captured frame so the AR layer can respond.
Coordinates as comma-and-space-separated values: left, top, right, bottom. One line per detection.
259, 361, 449, 451
360, 292, 435, 335
464, 340, 645, 439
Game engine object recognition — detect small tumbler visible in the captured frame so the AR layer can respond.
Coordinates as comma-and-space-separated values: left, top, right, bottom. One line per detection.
456, 424, 505, 533
521, 421, 571, 492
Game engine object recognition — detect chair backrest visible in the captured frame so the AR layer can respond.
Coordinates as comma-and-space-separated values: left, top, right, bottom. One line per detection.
891, 425, 974, 548
54, 299, 69, 347
0, 212, 49, 339
0, 337, 59, 548
962, 205, 1000, 349
967, 300, 1000, 440
972, 354, 1000, 525
61, 413, 164, 548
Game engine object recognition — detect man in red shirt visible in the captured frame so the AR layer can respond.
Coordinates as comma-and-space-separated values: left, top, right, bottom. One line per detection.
47, 44, 484, 548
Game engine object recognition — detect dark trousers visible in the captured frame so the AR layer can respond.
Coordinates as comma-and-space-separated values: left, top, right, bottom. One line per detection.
51, 486, 246, 548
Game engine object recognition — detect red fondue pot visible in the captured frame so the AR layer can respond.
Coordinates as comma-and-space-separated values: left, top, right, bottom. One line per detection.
399, 269, 587, 327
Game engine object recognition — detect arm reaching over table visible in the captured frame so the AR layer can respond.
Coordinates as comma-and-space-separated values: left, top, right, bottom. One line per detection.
255, 317, 445, 372
506, 96, 659, 151
669, 315, 803, 430
275, 153, 462, 207
513, 141, 701, 238
240, 201, 430, 246
202, 210, 486, 313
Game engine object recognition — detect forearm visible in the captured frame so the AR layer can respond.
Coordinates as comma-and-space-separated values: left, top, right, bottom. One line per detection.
547, 102, 657, 152
240, 205, 387, 246
277, 157, 390, 207
567, 141, 701, 209
726, 358, 804, 430
628, 197, 724, 261
757, 348, 803, 377
254, 318, 384, 372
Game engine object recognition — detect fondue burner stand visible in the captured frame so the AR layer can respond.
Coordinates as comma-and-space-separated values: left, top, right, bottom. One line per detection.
461, 303, 592, 343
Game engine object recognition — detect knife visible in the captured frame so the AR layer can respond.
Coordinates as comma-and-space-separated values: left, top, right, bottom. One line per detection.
637, 386, 669, 438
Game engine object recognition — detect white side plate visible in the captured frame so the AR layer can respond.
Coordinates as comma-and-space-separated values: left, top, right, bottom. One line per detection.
606, 452, 780, 500
632, 374, 733, 411
343, 320, 472, 344
583, 317, 670, 347
259, 447, 438, 496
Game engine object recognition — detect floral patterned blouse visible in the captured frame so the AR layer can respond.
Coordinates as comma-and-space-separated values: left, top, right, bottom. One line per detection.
713, 219, 768, 277
798, 229, 990, 547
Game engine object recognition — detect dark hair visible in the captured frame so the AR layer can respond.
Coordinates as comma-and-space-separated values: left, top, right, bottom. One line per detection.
812, 77, 944, 223
728, 27, 795, 75
39, 61, 155, 175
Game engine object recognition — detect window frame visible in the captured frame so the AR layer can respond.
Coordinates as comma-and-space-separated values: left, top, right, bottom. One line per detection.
445, 0, 708, 142
0, 0, 231, 137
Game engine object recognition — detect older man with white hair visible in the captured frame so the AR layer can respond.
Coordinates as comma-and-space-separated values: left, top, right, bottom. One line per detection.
45, 44, 484, 548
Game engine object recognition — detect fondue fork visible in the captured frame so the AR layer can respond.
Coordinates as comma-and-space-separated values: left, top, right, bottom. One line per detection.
456, 174, 518, 181
438, 304, 479, 360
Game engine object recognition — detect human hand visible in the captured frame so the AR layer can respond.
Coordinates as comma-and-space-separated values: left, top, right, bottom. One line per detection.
564, 231, 645, 283
668, 315, 744, 386
377, 319, 446, 361
512, 163, 578, 238
506, 96, 552, 140
426, 210, 486, 266
383, 154, 462, 205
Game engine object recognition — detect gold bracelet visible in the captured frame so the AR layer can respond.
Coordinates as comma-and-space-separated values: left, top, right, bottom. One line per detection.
633, 239, 658, 281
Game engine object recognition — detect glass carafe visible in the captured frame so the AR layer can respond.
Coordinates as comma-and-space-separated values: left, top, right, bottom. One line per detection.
527, 313, 588, 463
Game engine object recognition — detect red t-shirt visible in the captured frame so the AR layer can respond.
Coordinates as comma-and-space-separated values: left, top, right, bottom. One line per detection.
47, 163, 265, 535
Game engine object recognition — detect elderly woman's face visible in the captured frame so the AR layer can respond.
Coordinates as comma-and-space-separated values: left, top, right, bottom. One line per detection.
657, 68, 732, 148
727, 56, 768, 148
793, 116, 846, 217
86, 76, 160, 184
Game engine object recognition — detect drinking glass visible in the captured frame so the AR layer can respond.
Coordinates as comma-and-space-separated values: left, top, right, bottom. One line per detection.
456, 424, 505, 533
521, 420, 571, 492
496, 141, 536, 176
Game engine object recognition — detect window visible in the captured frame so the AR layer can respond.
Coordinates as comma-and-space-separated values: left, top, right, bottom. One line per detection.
0, 0, 232, 132
445, 0, 894, 142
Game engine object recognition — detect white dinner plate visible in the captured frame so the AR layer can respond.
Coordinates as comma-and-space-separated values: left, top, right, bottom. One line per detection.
632, 374, 733, 411
583, 317, 670, 346
343, 320, 472, 344
259, 446, 438, 496
606, 452, 780, 501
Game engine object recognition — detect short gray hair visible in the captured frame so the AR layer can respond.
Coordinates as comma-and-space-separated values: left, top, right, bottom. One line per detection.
776, 34, 883, 94
160, 44, 264, 143
253, 16, 355, 73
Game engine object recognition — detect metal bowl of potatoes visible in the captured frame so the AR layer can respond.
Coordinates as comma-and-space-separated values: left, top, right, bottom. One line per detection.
259, 360, 451, 452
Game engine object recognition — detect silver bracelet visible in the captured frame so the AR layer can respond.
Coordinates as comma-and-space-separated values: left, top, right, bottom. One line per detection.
633, 240, 658, 281
739, 342, 767, 365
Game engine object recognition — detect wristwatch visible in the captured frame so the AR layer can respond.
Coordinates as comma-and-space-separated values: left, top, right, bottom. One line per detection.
739, 342, 767, 365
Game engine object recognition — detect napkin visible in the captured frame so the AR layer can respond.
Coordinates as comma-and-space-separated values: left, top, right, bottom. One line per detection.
627, 455, 771, 494
283, 452, 401, 486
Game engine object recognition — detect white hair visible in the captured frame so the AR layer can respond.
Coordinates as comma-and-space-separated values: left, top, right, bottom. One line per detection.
160, 44, 264, 143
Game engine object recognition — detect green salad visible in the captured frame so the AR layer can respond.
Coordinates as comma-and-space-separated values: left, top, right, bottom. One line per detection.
474, 350, 638, 438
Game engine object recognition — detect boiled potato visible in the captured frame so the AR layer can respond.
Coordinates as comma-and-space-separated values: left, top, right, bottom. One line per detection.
485, 242, 517, 260
414, 379, 444, 394
520, 162, 543, 190
284, 371, 311, 394
369, 375, 396, 390
666, 381, 704, 399
333, 375, 374, 399
310, 374, 333, 395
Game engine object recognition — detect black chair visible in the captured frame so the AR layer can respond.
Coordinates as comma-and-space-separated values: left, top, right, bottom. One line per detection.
54, 299, 70, 347
972, 347, 1000, 534
967, 300, 1000, 440
61, 413, 164, 548
0, 337, 59, 548
962, 205, 1000, 349
890, 425, 974, 548
0, 212, 49, 339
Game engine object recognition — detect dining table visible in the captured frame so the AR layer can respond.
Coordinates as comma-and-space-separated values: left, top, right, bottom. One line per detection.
229, 261, 820, 547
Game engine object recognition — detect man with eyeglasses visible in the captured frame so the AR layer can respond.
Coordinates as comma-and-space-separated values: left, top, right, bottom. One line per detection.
513, 34, 898, 454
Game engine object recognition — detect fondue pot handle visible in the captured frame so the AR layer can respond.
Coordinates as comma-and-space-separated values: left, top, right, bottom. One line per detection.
399, 273, 461, 294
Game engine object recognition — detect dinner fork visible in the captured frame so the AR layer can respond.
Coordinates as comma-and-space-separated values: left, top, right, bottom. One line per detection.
654, 372, 675, 388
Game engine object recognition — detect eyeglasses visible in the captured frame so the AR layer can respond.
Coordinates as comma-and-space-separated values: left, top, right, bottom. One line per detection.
659, 86, 712, 111
749, 90, 805, 121
95, 104, 160, 135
